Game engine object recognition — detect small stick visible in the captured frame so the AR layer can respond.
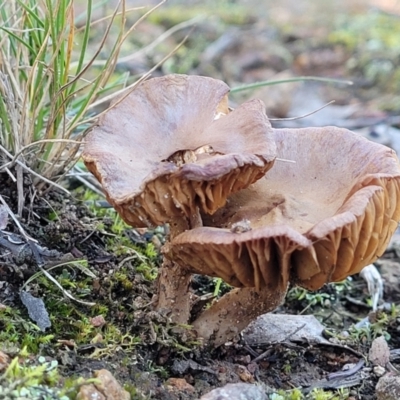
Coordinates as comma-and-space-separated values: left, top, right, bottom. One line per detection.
252, 323, 306, 363
327, 359, 365, 381
269, 101, 335, 121
0, 195, 37, 243
0, 144, 70, 195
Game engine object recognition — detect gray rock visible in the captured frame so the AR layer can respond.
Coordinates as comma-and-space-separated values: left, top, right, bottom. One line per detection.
376, 374, 400, 400
199, 383, 267, 400
369, 336, 390, 367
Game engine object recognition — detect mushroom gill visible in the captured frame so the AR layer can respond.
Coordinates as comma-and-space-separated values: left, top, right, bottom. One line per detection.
168, 126, 400, 291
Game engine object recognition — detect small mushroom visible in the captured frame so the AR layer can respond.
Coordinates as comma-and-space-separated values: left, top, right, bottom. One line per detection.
83, 74, 276, 228
82, 74, 276, 323
168, 126, 400, 344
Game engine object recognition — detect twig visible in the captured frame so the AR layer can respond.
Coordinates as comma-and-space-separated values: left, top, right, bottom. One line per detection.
85, 29, 192, 115
0, 144, 70, 195
323, 342, 365, 358
244, 344, 262, 358
269, 101, 335, 121
327, 359, 365, 381
252, 348, 273, 363
0, 195, 37, 243
118, 252, 147, 268
4, 167, 16, 182
16, 164, 24, 216
0, 139, 83, 172
231, 77, 353, 93
119, 14, 201, 60
252, 323, 306, 362
91, 15, 203, 67
75, 6, 145, 31
21, 259, 96, 307
69, 168, 105, 197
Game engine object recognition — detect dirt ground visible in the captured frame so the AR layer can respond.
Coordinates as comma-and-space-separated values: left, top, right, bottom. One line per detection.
2, 1, 400, 399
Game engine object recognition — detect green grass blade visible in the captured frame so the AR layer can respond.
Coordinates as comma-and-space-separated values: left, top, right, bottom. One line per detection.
231, 76, 354, 93
73, 0, 92, 76
16, 0, 45, 28
0, 27, 36, 54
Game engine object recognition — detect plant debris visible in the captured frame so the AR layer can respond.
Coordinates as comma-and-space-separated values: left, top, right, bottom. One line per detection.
20, 291, 51, 331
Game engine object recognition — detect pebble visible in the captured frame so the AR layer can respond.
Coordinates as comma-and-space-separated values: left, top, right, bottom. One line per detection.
199, 383, 267, 400
166, 377, 195, 394
374, 366, 387, 377
376, 374, 400, 400
369, 336, 390, 367
76, 369, 130, 400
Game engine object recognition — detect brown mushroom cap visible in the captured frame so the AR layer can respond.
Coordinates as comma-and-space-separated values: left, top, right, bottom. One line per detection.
83, 75, 276, 227
167, 126, 400, 290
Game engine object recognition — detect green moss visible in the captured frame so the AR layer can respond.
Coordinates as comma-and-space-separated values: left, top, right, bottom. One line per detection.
0, 352, 93, 400
329, 12, 400, 51
147, 3, 253, 28
0, 306, 56, 354
349, 310, 392, 343
270, 387, 350, 400
328, 10, 400, 99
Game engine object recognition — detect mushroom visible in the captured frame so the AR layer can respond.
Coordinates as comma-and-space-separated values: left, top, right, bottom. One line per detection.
168, 126, 400, 345
82, 74, 276, 322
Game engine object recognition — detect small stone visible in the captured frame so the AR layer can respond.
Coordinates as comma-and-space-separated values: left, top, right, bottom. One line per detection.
77, 369, 130, 400
166, 378, 195, 394
91, 333, 103, 344
77, 384, 106, 400
94, 369, 130, 400
369, 336, 390, 367
90, 315, 106, 328
200, 383, 267, 400
376, 373, 400, 400
374, 365, 387, 377
235, 365, 254, 383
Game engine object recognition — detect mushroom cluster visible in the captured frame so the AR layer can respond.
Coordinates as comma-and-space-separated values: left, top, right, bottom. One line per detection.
83, 74, 400, 346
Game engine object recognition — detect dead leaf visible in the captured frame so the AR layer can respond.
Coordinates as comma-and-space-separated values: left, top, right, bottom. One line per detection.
20, 291, 51, 331
243, 314, 331, 346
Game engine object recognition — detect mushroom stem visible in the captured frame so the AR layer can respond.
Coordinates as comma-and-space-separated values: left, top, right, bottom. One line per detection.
155, 213, 201, 324
192, 285, 287, 347
156, 257, 193, 324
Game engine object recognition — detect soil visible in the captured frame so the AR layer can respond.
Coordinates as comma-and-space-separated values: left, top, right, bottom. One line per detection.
2, 1, 400, 399
1, 169, 400, 400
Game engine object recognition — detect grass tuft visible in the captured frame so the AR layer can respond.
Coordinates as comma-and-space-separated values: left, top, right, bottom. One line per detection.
0, 0, 165, 200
